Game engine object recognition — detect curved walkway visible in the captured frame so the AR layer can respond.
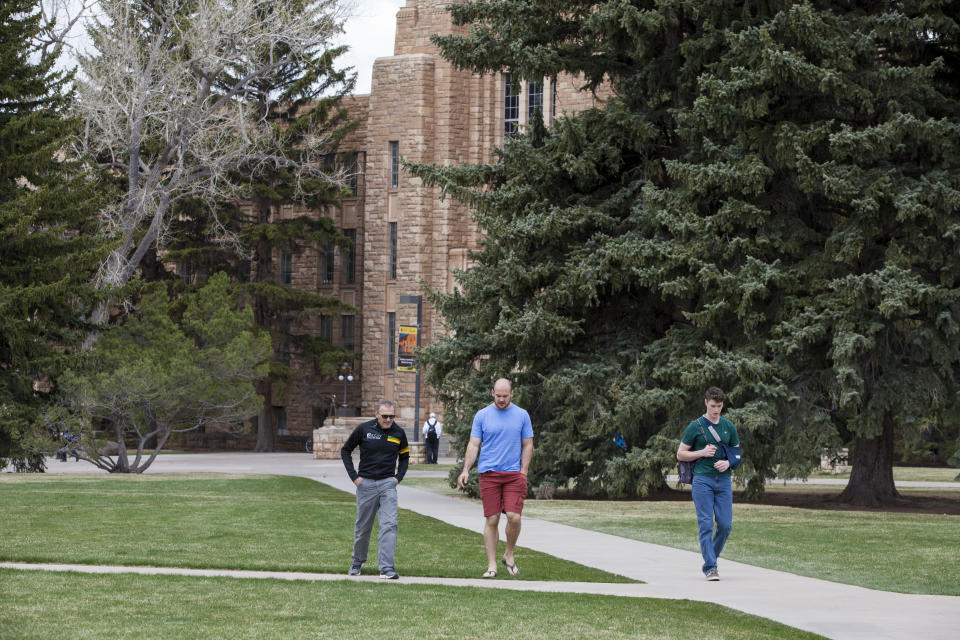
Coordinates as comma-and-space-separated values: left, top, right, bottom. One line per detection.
15, 452, 960, 640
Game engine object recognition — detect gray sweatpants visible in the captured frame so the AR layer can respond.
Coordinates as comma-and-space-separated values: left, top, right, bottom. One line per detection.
352, 477, 399, 573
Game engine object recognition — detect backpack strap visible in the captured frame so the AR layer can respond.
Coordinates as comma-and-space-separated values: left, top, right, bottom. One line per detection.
694, 419, 708, 444
697, 417, 723, 445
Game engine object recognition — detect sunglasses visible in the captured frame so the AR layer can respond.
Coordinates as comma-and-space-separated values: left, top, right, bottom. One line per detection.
379, 414, 395, 419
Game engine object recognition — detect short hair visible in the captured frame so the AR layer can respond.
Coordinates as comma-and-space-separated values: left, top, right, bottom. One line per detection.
493, 377, 512, 391
704, 387, 726, 403
377, 400, 395, 412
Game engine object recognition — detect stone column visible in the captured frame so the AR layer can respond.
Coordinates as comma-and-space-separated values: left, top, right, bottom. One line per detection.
407, 441, 426, 465
313, 427, 351, 460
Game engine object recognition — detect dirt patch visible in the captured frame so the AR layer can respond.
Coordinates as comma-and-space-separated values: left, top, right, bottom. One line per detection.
553, 488, 960, 515
743, 491, 960, 515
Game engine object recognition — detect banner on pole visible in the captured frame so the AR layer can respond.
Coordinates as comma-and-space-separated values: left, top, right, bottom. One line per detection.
398, 325, 417, 372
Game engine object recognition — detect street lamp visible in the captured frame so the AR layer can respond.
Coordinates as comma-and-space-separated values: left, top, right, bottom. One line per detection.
337, 363, 353, 407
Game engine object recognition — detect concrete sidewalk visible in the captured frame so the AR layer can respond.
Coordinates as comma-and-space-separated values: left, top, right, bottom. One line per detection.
15, 452, 960, 640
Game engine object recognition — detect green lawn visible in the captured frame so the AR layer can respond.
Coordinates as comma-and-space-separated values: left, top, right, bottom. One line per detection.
0, 568, 825, 640
0, 473, 829, 639
403, 476, 960, 596
0, 474, 623, 583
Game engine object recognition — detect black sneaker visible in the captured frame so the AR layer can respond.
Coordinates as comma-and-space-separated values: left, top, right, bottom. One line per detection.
348, 565, 362, 576
379, 571, 399, 580
705, 569, 720, 581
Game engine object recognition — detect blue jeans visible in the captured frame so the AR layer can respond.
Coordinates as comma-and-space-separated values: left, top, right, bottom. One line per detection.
352, 477, 399, 573
691, 474, 733, 575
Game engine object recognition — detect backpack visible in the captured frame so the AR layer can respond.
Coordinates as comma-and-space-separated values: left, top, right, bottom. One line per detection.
427, 419, 437, 438
677, 421, 707, 484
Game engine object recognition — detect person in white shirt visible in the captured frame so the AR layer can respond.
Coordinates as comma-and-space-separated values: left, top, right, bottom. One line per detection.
421, 412, 443, 464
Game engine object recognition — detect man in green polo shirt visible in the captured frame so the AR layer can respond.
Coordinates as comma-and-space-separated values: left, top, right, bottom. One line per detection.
677, 387, 741, 581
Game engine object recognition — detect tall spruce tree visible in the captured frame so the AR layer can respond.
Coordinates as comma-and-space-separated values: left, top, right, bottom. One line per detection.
415, 1, 960, 504
0, 1, 111, 471
165, 2, 358, 451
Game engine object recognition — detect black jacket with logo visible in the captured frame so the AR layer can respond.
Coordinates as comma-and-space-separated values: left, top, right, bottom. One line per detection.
341, 419, 410, 482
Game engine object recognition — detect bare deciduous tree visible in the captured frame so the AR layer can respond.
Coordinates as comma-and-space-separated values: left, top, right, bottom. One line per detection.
75, 0, 353, 325
36, 0, 99, 63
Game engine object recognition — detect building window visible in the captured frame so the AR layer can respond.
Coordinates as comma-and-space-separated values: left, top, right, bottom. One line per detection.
341, 229, 356, 284
345, 152, 359, 196
319, 315, 333, 343
551, 78, 557, 122
276, 318, 291, 365
319, 240, 334, 285
341, 314, 355, 351
323, 151, 363, 198
386, 312, 396, 370
273, 406, 288, 436
389, 141, 399, 189
277, 340, 291, 366
280, 251, 292, 284
389, 222, 398, 279
528, 80, 543, 120
504, 73, 519, 136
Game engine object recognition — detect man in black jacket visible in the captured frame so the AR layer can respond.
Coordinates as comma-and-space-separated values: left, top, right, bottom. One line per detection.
341, 400, 409, 579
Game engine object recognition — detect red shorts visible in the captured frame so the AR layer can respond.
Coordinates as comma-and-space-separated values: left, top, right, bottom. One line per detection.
478, 471, 527, 517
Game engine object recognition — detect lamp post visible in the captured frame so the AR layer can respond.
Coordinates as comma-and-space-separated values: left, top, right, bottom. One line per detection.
337, 363, 353, 408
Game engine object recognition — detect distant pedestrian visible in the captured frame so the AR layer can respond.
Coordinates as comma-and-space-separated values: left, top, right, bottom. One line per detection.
422, 412, 442, 464
57, 432, 79, 461
457, 378, 533, 578
341, 400, 409, 579
677, 387, 741, 581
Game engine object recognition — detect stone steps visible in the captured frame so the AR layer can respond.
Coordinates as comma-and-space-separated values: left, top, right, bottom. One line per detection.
322, 416, 452, 455
313, 417, 453, 464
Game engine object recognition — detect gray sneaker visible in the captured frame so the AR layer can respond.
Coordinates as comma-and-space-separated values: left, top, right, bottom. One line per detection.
348, 565, 362, 576
705, 569, 720, 581
379, 571, 400, 580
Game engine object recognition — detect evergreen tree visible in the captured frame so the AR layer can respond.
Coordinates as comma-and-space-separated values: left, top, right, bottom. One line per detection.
415, 1, 960, 504
0, 1, 111, 471
39, 273, 271, 473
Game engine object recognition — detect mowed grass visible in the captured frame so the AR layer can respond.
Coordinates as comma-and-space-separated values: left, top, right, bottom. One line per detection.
403, 476, 960, 595
0, 568, 826, 640
523, 499, 959, 596
0, 474, 624, 583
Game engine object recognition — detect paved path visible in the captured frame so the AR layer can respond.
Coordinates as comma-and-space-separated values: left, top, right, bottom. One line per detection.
10, 452, 960, 640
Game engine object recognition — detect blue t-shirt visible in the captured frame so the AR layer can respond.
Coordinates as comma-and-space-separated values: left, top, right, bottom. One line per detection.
471, 403, 534, 473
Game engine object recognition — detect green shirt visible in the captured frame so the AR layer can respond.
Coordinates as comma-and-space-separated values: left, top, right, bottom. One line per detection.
681, 416, 740, 478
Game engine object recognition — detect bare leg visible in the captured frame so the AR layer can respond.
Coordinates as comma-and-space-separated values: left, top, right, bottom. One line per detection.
503, 511, 522, 565
483, 513, 500, 572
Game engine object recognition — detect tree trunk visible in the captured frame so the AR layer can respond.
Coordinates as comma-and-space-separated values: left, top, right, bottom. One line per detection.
112, 422, 129, 473
254, 382, 275, 452
838, 411, 900, 506
252, 199, 276, 453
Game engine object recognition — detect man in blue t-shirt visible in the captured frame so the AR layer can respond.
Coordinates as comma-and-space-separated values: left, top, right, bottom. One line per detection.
457, 378, 534, 578
677, 386, 741, 581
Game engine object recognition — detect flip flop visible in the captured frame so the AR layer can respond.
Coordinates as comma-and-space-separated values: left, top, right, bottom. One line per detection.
482, 569, 497, 578
501, 557, 519, 576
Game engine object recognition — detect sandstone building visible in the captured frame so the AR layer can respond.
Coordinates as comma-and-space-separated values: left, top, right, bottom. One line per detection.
271, 0, 606, 444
